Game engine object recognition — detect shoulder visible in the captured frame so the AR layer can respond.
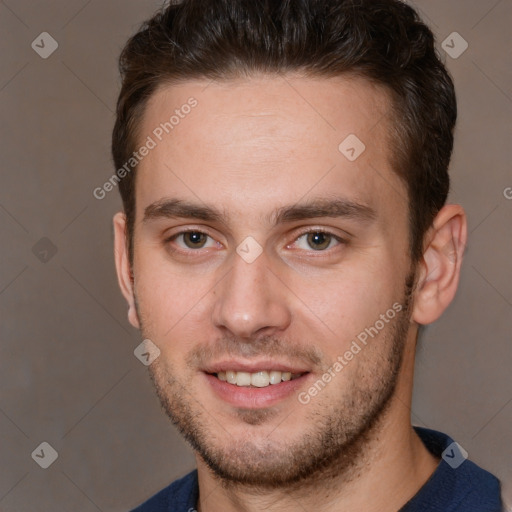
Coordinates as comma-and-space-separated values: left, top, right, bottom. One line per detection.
130, 470, 198, 512
402, 427, 503, 512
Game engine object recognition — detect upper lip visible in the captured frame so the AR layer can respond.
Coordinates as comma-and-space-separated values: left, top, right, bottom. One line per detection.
203, 359, 311, 374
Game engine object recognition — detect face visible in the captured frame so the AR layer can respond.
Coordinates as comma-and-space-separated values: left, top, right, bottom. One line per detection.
124, 75, 417, 487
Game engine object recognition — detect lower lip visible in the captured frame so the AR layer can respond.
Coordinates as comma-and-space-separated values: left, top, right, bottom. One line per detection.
204, 372, 311, 408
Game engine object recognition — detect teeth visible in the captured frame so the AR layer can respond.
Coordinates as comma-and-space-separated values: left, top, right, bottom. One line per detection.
251, 371, 270, 388
215, 370, 301, 387
269, 370, 281, 385
236, 371, 251, 387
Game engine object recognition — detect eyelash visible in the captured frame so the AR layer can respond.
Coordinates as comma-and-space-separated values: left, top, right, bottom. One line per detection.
164, 227, 348, 256
165, 229, 218, 253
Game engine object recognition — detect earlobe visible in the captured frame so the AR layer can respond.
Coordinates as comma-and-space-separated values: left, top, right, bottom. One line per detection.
113, 212, 140, 329
412, 204, 467, 325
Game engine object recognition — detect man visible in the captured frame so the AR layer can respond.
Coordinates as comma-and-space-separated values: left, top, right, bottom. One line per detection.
112, 0, 503, 510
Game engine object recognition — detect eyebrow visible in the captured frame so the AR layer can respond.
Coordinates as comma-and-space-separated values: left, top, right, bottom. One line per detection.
271, 198, 376, 224
142, 197, 376, 226
143, 199, 225, 224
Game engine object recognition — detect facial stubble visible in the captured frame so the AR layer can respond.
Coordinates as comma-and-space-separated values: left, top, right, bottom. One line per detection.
139, 271, 415, 491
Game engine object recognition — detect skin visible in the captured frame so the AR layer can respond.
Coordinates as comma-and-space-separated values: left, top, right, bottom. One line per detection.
114, 74, 467, 511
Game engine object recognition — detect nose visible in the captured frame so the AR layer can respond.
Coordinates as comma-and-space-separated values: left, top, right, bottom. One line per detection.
211, 249, 292, 339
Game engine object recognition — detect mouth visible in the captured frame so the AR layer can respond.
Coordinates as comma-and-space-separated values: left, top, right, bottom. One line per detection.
213, 370, 305, 388
203, 362, 312, 409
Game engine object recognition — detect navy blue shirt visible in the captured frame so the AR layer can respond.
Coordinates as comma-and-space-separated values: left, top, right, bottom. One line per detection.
131, 427, 502, 511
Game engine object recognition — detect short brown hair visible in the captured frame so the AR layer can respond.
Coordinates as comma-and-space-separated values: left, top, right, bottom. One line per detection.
112, 0, 456, 265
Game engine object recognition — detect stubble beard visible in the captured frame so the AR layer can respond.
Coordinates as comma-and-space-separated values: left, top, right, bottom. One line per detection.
140, 272, 415, 491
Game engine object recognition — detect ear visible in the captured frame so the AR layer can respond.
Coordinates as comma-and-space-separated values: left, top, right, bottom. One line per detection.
412, 204, 467, 325
113, 212, 140, 329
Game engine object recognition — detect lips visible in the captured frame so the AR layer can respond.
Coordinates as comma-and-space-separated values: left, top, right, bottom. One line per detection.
202, 360, 312, 408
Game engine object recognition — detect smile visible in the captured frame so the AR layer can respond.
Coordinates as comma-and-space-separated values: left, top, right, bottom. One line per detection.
215, 370, 304, 388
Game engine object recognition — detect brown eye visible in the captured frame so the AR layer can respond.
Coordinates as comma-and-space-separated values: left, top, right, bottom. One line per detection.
306, 232, 332, 250
182, 231, 208, 248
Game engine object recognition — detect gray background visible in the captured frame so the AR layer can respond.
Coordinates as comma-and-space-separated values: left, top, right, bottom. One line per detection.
0, 1, 510, 510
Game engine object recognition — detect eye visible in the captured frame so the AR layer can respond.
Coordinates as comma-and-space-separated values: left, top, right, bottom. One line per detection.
292, 230, 344, 251
170, 231, 218, 250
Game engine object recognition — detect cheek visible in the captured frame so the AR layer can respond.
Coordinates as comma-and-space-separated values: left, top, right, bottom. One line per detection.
134, 259, 216, 342
287, 262, 401, 349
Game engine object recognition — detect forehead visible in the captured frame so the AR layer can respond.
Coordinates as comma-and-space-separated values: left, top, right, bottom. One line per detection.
135, 74, 405, 226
